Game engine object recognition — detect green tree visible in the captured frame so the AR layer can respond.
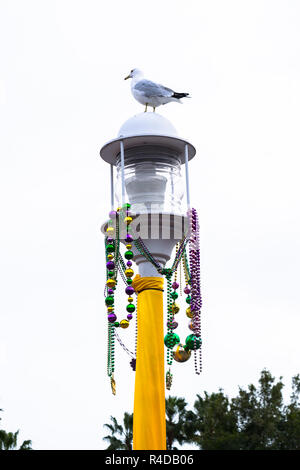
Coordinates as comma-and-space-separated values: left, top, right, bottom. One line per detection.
186, 369, 300, 450
277, 374, 300, 450
165, 396, 188, 450
184, 390, 240, 450
0, 410, 32, 450
231, 369, 285, 449
103, 412, 133, 450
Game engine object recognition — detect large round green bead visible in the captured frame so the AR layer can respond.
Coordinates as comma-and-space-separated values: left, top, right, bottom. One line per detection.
185, 334, 202, 350
125, 250, 134, 260
185, 295, 191, 304
164, 333, 180, 348
127, 278, 133, 285
171, 291, 179, 300
107, 271, 114, 278
106, 244, 115, 253
126, 304, 135, 313
105, 295, 114, 306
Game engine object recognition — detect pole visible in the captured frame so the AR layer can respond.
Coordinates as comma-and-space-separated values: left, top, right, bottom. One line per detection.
132, 274, 166, 450
184, 144, 191, 211
120, 140, 125, 206
110, 164, 114, 211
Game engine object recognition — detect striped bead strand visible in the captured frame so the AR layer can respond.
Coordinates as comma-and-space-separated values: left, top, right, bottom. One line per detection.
188, 208, 202, 374
120, 204, 136, 330
164, 273, 180, 390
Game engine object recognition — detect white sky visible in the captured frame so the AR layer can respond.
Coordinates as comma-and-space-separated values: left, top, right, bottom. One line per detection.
0, 0, 299, 450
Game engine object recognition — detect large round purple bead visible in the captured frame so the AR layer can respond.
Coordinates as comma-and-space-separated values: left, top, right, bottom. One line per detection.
125, 285, 135, 295
109, 210, 117, 219
106, 261, 115, 270
108, 313, 117, 323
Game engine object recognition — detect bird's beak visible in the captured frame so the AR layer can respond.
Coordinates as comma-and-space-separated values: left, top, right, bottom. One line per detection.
124, 74, 131, 80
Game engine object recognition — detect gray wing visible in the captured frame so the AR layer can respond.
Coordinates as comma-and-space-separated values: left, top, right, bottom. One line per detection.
134, 79, 174, 98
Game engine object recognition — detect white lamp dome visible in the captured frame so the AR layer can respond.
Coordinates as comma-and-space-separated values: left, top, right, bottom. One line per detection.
100, 113, 195, 165
118, 112, 178, 138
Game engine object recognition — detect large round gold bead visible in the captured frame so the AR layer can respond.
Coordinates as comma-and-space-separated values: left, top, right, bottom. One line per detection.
125, 268, 134, 278
106, 279, 116, 288
124, 216, 133, 225
107, 306, 114, 312
173, 344, 191, 363
126, 244, 132, 249
106, 226, 114, 234
128, 296, 134, 303
107, 253, 114, 260
172, 303, 180, 314
186, 307, 193, 318
120, 319, 129, 329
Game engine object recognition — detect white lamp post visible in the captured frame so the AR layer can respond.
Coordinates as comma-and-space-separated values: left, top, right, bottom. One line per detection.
100, 112, 197, 450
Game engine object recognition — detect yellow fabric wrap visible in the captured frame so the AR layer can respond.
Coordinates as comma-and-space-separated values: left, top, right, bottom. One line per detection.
132, 274, 166, 450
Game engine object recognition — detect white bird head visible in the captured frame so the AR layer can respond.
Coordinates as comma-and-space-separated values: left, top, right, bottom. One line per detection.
124, 68, 143, 80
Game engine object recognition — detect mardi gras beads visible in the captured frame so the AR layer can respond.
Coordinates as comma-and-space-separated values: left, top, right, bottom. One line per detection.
187, 208, 202, 374
104, 205, 203, 395
105, 204, 138, 394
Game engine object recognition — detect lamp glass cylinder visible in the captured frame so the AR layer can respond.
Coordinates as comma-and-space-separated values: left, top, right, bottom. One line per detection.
115, 146, 184, 215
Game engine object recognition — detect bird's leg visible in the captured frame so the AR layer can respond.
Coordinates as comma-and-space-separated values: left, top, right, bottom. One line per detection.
144, 103, 148, 113
153, 107, 156, 112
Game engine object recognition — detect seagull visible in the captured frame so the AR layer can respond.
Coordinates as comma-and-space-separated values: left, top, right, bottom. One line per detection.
124, 68, 190, 112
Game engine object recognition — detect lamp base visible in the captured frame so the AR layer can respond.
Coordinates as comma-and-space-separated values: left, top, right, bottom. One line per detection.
102, 212, 189, 277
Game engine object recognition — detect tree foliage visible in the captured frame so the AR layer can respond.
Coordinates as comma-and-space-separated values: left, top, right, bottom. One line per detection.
0, 410, 32, 450
103, 412, 133, 450
165, 396, 188, 450
184, 390, 240, 450
103, 370, 300, 450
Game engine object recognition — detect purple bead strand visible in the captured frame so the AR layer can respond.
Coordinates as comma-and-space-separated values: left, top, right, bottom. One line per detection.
188, 208, 202, 375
